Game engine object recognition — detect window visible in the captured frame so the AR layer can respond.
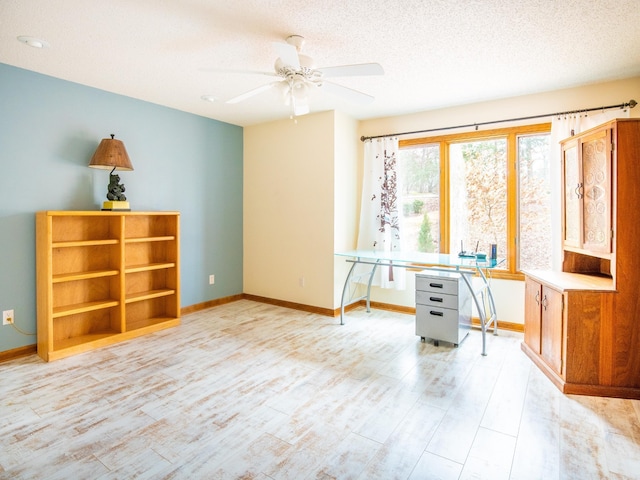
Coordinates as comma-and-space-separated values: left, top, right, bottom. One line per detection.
449, 138, 507, 260
398, 144, 440, 252
518, 134, 552, 270
398, 123, 551, 277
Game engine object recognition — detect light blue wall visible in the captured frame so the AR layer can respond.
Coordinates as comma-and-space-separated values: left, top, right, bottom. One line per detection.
0, 63, 243, 353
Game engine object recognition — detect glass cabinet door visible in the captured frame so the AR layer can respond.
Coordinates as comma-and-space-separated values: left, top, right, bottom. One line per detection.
581, 129, 612, 254
563, 142, 581, 248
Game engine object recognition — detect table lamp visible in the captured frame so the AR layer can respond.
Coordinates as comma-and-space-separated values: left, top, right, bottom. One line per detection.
89, 134, 134, 211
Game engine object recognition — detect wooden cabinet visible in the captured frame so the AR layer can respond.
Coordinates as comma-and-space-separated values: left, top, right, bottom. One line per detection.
36, 211, 180, 361
523, 279, 542, 354
562, 127, 612, 255
524, 278, 563, 375
522, 119, 640, 399
539, 286, 563, 375
523, 271, 610, 390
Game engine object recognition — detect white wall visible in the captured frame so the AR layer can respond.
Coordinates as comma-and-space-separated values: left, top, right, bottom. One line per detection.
333, 111, 361, 306
244, 111, 338, 309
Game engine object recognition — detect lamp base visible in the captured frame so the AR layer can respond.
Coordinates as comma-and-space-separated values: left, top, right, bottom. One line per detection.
101, 200, 131, 211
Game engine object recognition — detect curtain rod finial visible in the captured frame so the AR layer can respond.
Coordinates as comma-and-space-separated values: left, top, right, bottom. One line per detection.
629, 99, 637, 108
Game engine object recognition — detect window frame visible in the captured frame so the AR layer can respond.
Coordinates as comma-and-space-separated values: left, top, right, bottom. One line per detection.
399, 122, 551, 280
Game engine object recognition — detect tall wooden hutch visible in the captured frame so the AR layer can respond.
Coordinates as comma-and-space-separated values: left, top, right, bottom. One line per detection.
522, 118, 640, 399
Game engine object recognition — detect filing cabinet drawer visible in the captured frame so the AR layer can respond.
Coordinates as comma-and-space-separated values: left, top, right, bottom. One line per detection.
416, 305, 462, 341
416, 290, 458, 310
415, 274, 459, 295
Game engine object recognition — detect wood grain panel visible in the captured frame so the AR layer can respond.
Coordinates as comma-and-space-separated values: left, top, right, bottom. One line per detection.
523, 278, 542, 354
540, 286, 563, 375
609, 120, 640, 388
564, 291, 603, 385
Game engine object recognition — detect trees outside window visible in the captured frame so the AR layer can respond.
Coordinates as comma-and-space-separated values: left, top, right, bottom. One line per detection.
398, 144, 440, 253
398, 124, 551, 277
450, 139, 507, 262
518, 134, 552, 270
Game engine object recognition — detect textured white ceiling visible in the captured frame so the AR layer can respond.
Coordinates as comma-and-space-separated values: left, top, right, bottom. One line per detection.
1, 0, 639, 127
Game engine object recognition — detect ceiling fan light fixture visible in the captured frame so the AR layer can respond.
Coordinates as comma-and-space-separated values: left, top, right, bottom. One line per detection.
291, 77, 309, 99
278, 80, 290, 93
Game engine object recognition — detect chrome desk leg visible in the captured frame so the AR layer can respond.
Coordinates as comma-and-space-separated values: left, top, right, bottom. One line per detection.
339, 260, 379, 325
340, 261, 358, 325
460, 272, 489, 356
476, 267, 498, 336
365, 262, 379, 313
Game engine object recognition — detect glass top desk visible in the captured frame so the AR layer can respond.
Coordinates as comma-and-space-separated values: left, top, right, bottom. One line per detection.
335, 250, 504, 356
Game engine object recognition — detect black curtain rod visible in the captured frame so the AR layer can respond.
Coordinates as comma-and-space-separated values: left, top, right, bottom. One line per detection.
360, 99, 637, 142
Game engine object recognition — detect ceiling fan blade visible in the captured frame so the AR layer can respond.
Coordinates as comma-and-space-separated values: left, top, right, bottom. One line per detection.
226, 82, 280, 104
273, 41, 300, 70
322, 80, 375, 104
317, 63, 384, 78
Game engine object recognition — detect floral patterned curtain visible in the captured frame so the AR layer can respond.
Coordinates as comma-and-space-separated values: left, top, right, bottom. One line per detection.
357, 136, 405, 289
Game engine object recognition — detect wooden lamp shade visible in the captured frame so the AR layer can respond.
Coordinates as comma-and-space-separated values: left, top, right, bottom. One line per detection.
89, 134, 133, 171
89, 134, 133, 211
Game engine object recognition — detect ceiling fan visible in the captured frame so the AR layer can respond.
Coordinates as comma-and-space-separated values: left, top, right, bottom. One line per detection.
222, 35, 384, 117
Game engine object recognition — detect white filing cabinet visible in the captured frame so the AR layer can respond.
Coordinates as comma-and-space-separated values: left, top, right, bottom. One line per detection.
416, 271, 472, 347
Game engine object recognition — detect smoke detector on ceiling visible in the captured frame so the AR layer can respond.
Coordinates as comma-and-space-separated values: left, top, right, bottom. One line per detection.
17, 36, 50, 48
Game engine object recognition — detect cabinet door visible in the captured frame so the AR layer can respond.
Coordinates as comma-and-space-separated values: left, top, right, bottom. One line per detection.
540, 286, 564, 375
581, 128, 612, 254
563, 141, 582, 248
523, 278, 542, 354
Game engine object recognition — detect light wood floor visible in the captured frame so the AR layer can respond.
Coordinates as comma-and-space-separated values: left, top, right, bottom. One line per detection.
1, 300, 639, 479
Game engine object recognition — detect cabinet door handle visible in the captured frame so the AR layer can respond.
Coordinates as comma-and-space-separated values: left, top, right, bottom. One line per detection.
429, 311, 444, 317
535, 291, 540, 305
429, 297, 444, 302
429, 283, 443, 289
575, 182, 584, 199
542, 295, 548, 311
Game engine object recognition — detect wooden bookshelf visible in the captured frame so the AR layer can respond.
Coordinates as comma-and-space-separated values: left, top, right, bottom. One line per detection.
36, 211, 180, 361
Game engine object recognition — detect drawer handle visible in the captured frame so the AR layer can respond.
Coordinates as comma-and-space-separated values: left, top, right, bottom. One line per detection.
429, 283, 444, 288
429, 311, 444, 317
429, 297, 443, 302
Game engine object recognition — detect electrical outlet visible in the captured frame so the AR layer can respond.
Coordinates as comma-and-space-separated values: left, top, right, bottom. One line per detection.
209, 274, 215, 285
3, 309, 14, 326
